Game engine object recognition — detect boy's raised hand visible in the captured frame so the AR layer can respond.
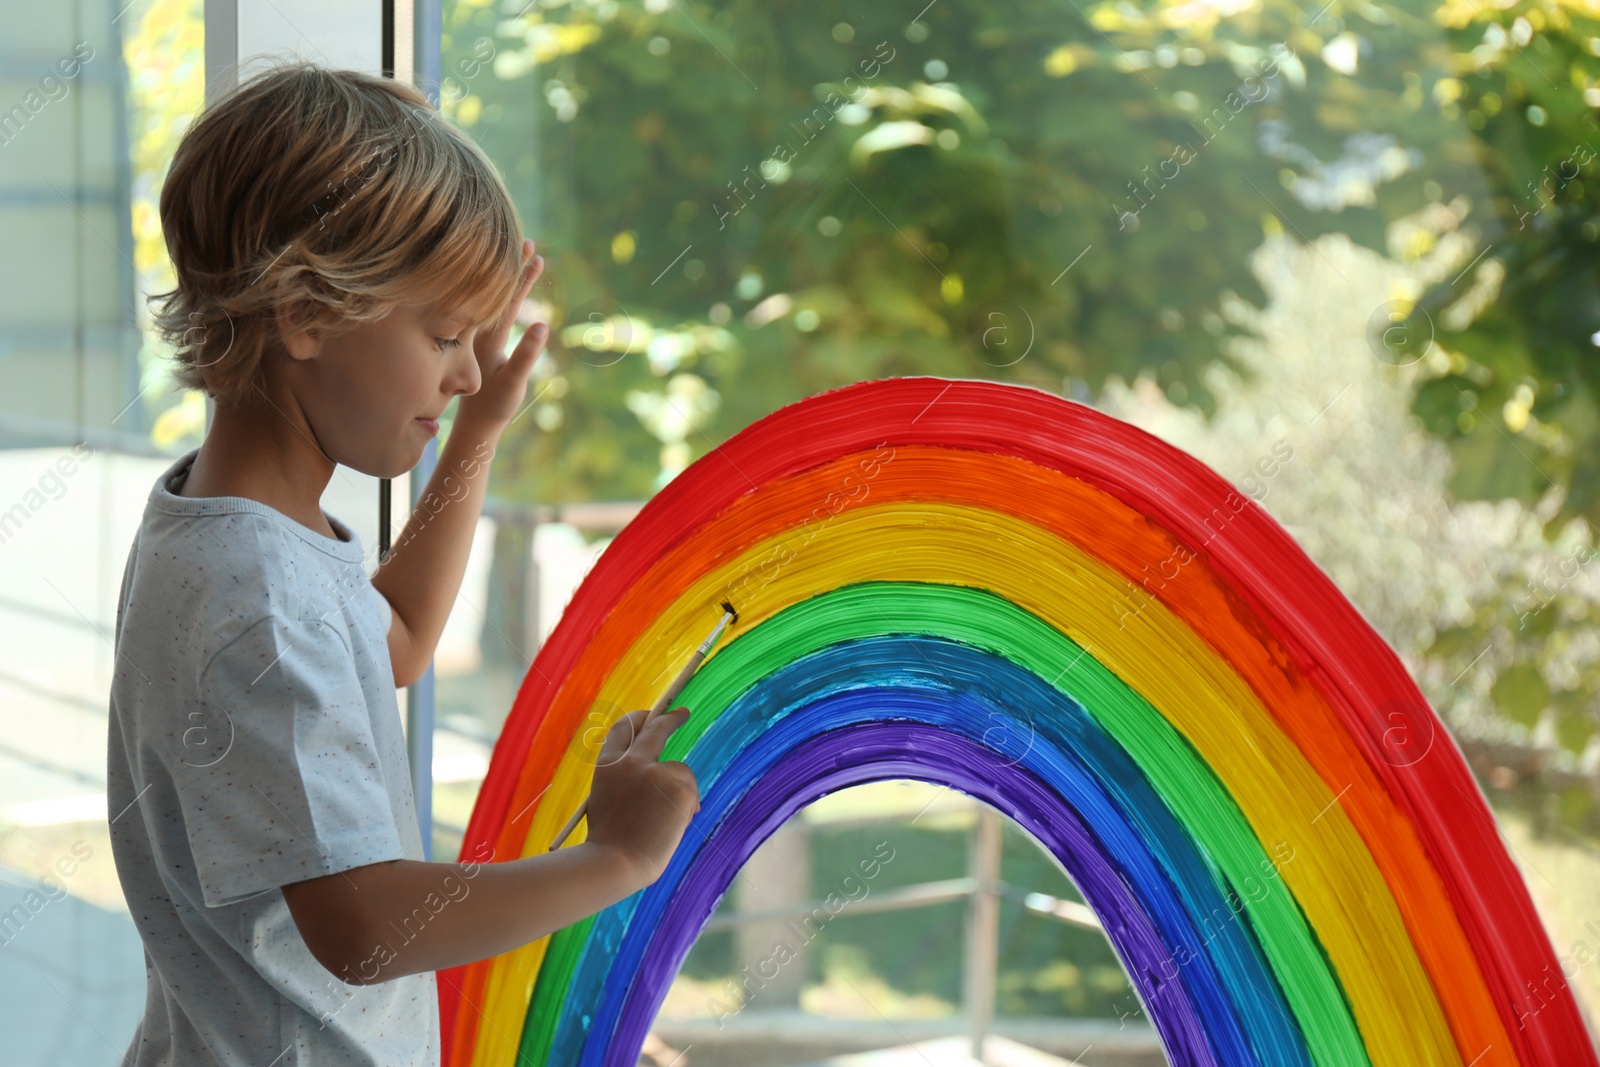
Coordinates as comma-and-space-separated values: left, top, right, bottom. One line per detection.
455, 237, 549, 434
584, 707, 701, 887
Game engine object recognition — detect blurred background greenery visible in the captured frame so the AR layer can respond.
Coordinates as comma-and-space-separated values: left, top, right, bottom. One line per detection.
428, 0, 1600, 830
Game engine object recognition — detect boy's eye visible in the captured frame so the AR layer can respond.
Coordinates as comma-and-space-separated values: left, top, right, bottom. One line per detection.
435, 336, 463, 350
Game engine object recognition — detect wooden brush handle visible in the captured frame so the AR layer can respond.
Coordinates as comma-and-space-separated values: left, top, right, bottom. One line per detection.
546, 648, 707, 851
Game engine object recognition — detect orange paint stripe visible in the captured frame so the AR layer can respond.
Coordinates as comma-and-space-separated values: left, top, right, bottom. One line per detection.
459, 445, 1509, 1066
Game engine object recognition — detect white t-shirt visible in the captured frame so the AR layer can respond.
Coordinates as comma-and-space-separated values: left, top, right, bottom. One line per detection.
107, 448, 440, 1066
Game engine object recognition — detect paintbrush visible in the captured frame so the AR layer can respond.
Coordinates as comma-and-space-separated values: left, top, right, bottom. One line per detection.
547, 599, 740, 851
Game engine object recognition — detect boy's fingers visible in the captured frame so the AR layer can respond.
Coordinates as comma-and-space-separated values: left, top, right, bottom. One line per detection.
592, 710, 640, 751
629, 706, 691, 761
596, 708, 650, 766
494, 240, 538, 336
514, 321, 549, 362
500, 249, 546, 363
514, 254, 540, 304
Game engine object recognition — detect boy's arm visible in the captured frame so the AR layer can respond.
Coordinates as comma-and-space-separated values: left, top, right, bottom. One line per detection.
371, 422, 498, 689
371, 241, 546, 688
284, 844, 640, 983
282, 707, 700, 984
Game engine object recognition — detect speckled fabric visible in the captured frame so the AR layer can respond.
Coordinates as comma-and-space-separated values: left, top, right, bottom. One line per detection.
107, 448, 439, 1066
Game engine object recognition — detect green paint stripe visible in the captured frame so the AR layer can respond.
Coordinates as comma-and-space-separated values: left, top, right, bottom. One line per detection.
522, 582, 1364, 1066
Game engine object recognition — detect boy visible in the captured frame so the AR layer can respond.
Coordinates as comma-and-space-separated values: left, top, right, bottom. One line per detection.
106, 61, 699, 1065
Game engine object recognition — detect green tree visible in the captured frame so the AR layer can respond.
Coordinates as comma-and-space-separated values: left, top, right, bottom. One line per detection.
441, 0, 1600, 813
443, 0, 1598, 533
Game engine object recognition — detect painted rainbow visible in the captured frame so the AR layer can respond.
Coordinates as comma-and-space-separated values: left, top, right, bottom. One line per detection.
440, 377, 1595, 1066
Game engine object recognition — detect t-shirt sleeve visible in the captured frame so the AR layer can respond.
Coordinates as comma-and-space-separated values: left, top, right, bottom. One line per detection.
176, 613, 408, 908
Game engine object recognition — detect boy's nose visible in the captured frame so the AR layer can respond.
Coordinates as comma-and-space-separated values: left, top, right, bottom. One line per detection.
448, 341, 482, 396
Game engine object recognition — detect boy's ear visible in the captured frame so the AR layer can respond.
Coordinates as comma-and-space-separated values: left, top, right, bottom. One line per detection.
274, 298, 323, 362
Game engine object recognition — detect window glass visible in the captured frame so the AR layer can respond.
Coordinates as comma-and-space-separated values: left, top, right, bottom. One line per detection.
0, 1, 204, 1060
437, 0, 1600, 1046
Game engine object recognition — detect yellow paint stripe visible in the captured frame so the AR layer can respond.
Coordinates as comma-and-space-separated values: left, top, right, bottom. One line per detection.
472, 501, 1462, 1066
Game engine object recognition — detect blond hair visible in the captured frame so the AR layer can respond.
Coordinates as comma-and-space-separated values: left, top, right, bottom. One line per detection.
149, 60, 524, 406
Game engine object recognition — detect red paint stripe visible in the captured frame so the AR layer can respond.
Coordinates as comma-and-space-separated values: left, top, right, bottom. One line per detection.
442, 378, 1592, 1065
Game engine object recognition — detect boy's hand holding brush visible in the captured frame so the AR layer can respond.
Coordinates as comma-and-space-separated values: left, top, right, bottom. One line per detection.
581, 705, 701, 886
273, 603, 733, 991
550, 600, 740, 867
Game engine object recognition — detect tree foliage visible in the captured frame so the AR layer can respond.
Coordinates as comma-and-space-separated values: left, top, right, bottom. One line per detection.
443, 0, 1597, 534
437, 0, 1600, 805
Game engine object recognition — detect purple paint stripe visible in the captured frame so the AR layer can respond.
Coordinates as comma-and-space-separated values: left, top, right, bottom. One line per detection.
602, 721, 1214, 1066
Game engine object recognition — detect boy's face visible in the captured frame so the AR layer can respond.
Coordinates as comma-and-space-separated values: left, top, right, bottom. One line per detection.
279, 301, 481, 478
